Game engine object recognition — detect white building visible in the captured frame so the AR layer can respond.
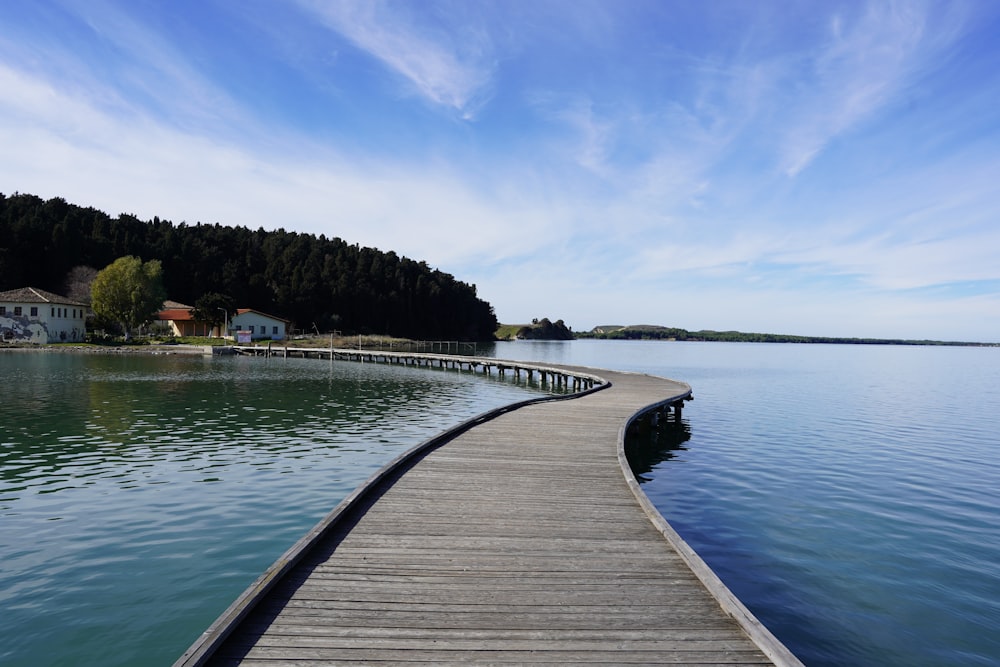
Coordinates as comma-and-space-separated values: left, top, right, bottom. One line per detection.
230, 308, 288, 341
0, 287, 88, 344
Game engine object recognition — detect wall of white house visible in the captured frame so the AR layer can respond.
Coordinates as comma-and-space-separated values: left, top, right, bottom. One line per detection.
0, 303, 87, 343
229, 312, 286, 340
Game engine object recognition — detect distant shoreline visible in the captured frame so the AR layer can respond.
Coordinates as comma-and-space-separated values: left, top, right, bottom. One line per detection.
576, 336, 996, 347
0, 343, 214, 355
574, 326, 996, 347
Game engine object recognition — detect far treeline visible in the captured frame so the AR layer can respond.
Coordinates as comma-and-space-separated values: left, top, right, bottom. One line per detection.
0, 193, 497, 340
578, 325, 988, 347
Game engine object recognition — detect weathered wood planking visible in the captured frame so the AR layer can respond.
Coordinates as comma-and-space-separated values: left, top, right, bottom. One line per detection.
176, 362, 802, 666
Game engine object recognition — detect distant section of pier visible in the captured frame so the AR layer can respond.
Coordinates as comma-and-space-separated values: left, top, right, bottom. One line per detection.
176, 354, 802, 666
232, 344, 604, 391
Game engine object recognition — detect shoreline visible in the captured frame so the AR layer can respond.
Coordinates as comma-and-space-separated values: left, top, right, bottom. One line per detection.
1, 334, 487, 356
0, 343, 216, 356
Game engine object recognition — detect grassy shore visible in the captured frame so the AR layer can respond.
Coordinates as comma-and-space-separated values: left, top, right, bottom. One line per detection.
1, 334, 480, 354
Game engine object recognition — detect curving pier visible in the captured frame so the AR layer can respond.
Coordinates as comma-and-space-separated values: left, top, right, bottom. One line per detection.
176, 357, 802, 666
231, 345, 602, 392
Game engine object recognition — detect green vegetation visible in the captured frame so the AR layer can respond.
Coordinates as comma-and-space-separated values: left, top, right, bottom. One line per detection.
190, 292, 235, 335
497, 318, 574, 341
496, 322, 986, 346
0, 193, 497, 340
90, 256, 167, 341
150, 336, 229, 346
578, 324, 986, 346
494, 324, 523, 340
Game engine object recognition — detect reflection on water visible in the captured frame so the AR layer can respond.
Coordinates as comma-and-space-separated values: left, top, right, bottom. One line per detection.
493, 340, 1000, 667
0, 351, 549, 667
624, 413, 691, 483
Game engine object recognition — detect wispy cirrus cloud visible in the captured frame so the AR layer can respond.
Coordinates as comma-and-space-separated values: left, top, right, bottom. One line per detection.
777, 1, 959, 177
0, 57, 561, 272
295, 0, 496, 118
0, 0, 252, 147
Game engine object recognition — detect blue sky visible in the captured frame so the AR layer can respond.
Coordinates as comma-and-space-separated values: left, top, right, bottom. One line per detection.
2, 1, 999, 341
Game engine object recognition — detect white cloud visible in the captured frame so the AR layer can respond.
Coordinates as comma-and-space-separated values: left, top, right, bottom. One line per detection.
0, 61, 561, 272
33, 1, 246, 133
296, 0, 496, 118
777, 1, 957, 177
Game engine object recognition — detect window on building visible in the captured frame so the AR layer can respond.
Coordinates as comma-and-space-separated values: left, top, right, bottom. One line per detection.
249, 325, 255, 333
52, 307, 56, 317
0, 306, 6, 315
14, 307, 22, 316
272, 326, 278, 334
30, 307, 38, 316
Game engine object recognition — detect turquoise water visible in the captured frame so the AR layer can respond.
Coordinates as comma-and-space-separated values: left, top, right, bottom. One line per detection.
4, 343, 998, 666
492, 340, 1000, 666
0, 350, 550, 667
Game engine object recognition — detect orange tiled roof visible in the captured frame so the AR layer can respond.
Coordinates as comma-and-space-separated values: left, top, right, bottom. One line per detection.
158, 309, 200, 321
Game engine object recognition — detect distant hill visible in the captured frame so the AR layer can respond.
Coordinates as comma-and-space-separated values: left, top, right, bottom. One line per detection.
577, 324, 988, 347
496, 318, 574, 341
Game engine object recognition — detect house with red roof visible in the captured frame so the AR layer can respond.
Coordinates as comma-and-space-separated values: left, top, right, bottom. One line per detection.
156, 301, 220, 338
156, 303, 288, 340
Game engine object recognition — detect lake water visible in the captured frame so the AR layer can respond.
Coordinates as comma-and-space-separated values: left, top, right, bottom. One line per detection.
2, 342, 998, 666
0, 350, 552, 667
491, 340, 1000, 667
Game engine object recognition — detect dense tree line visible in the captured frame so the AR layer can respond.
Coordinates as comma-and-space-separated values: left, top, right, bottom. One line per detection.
0, 193, 497, 340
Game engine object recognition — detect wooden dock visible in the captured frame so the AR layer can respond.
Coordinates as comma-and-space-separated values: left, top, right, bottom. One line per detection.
230, 345, 602, 392
176, 357, 802, 666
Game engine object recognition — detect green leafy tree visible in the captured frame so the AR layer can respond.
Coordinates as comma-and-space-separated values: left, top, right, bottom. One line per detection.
191, 292, 235, 337
90, 256, 167, 341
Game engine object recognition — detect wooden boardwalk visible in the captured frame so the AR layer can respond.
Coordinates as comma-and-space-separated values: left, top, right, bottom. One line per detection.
177, 361, 802, 666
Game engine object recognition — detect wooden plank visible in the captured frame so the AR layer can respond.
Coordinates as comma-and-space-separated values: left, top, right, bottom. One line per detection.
214, 646, 773, 665
175, 360, 801, 667
225, 634, 768, 652
245, 607, 743, 631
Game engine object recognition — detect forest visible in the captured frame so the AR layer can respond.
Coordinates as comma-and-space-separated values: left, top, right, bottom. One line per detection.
0, 193, 498, 341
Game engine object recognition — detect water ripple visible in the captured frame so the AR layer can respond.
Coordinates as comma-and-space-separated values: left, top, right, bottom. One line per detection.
0, 352, 550, 667
497, 340, 1000, 667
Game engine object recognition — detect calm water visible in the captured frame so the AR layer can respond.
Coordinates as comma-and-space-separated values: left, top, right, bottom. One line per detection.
491, 340, 1000, 667
0, 350, 552, 667
4, 343, 998, 666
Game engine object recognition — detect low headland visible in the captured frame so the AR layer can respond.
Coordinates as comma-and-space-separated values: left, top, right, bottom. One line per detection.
499, 320, 995, 347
